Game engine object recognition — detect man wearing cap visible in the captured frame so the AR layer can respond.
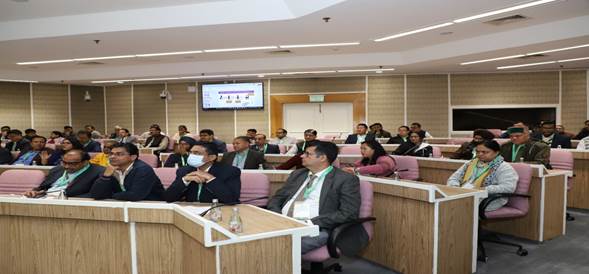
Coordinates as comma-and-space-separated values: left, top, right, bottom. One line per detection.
451, 129, 496, 160
500, 126, 551, 168
531, 121, 572, 148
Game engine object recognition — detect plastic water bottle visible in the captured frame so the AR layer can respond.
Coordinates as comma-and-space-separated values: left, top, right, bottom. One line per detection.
557, 145, 562, 149
209, 199, 222, 222
229, 207, 243, 233
58, 190, 67, 200
519, 157, 525, 163
392, 171, 400, 181
258, 164, 264, 170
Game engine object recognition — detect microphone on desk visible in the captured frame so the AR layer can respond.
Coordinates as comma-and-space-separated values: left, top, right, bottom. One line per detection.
198, 196, 270, 217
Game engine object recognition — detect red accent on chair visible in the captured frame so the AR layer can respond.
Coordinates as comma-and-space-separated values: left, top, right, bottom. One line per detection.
0, 170, 46, 194
432, 146, 442, 158
226, 144, 235, 152
339, 145, 361, 155
154, 167, 177, 188
139, 154, 159, 168
390, 156, 419, 180
447, 138, 471, 145
240, 173, 270, 207
278, 144, 287, 154
487, 129, 503, 138
166, 137, 175, 152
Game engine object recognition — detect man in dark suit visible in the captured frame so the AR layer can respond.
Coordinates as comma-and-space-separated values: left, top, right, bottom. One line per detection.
0, 147, 11, 164
345, 123, 375, 144
164, 143, 241, 203
387, 125, 411, 144
532, 121, 572, 148
500, 127, 551, 168
220, 136, 266, 169
90, 143, 164, 201
268, 141, 363, 254
5, 129, 30, 152
199, 129, 227, 153
251, 134, 281, 154
77, 130, 102, 153
23, 150, 104, 198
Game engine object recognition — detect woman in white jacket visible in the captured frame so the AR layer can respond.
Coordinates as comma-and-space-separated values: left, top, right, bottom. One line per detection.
447, 140, 518, 211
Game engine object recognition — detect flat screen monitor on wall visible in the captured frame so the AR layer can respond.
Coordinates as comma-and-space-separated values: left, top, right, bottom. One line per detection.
201, 82, 264, 110
452, 107, 557, 131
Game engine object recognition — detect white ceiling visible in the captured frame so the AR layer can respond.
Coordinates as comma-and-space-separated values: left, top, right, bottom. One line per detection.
0, 0, 588, 84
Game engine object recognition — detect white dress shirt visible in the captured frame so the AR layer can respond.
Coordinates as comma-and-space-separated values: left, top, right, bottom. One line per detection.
281, 166, 332, 219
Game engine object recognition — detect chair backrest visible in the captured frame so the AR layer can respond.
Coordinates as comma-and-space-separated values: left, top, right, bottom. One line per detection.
339, 145, 361, 155
240, 173, 270, 206
226, 144, 235, 152
506, 163, 533, 213
154, 167, 177, 188
487, 129, 503, 138
167, 137, 175, 151
446, 138, 471, 145
549, 149, 574, 190
432, 146, 442, 158
278, 144, 287, 154
0, 170, 46, 194
139, 154, 159, 168
390, 156, 419, 180
495, 138, 510, 145
359, 180, 374, 239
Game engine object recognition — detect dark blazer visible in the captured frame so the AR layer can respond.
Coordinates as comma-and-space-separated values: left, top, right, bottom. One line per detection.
392, 142, 433, 157
387, 135, 409, 145
220, 149, 266, 169
575, 128, 589, 140
531, 133, 572, 148
345, 133, 376, 144
250, 143, 281, 154
451, 142, 477, 160
0, 147, 12, 164
35, 164, 105, 198
213, 139, 227, 153
372, 130, 392, 139
163, 153, 189, 168
163, 162, 241, 203
267, 167, 365, 254
83, 140, 102, 153
5, 139, 30, 152
500, 140, 551, 168
90, 159, 164, 201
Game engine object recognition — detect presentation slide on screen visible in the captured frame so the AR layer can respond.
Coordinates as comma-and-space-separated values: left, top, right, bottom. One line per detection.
202, 83, 264, 109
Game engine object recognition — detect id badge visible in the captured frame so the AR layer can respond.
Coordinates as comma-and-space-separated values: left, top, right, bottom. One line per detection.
293, 201, 311, 220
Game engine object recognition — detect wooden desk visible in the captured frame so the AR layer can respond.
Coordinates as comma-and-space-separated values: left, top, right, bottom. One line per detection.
358, 176, 485, 274
416, 158, 567, 242
0, 164, 54, 175
0, 197, 317, 274
566, 149, 589, 209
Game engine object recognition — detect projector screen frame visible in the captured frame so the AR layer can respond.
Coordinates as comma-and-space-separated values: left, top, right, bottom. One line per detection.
200, 81, 265, 111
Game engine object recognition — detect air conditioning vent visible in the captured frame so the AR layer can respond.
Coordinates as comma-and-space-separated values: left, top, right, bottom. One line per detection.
78, 61, 104, 65
484, 14, 529, 26
517, 54, 546, 59
267, 50, 292, 55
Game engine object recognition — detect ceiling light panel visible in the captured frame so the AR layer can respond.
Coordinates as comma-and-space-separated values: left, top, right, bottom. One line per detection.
453, 0, 558, 23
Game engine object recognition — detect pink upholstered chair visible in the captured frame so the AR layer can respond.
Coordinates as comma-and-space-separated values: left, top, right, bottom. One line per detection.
302, 180, 375, 273
166, 137, 176, 152
339, 145, 361, 155
431, 146, 442, 158
479, 163, 532, 261
390, 155, 419, 180
139, 154, 159, 168
278, 144, 287, 154
496, 139, 510, 145
154, 167, 177, 188
487, 129, 503, 138
0, 170, 46, 194
226, 144, 235, 152
240, 173, 270, 207
319, 135, 338, 142
550, 149, 575, 221
447, 138, 471, 145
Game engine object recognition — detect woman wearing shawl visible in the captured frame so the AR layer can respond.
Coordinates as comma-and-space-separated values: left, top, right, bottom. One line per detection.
447, 140, 518, 211
164, 136, 198, 168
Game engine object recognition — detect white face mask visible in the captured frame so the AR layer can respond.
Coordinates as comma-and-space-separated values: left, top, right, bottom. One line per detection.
187, 154, 205, 168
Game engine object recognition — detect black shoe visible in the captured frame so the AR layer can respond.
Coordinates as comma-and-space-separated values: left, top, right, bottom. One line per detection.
566, 213, 575, 221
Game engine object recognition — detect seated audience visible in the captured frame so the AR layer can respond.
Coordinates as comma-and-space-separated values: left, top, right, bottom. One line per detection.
1, 126, 11, 142
45, 137, 84, 166
77, 130, 102, 153
24, 128, 37, 141
451, 129, 495, 160
47, 131, 64, 144
268, 141, 362, 254
139, 124, 166, 139
251, 134, 280, 154
171, 125, 190, 142
269, 128, 297, 145
90, 143, 164, 201
577, 136, 589, 150
574, 120, 589, 140
0, 146, 11, 164
89, 140, 117, 167
23, 150, 104, 198
393, 131, 433, 157
532, 121, 571, 148
556, 124, 576, 139
108, 125, 122, 139
220, 136, 266, 169
387, 126, 411, 144
63, 125, 75, 138
164, 136, 198, 168
343, 140, 395, 177
246, 128, 258, 143
164, 142, 241, 203
115, 128, 137, 144
199, 129, 227, 153
369, 123, 392, 138
144, 125, 169, 155
84, 125, 102, 139
410, 122, 433, 138
13, 135, 53, 165
499, 121, 527, 138
5, 129, 30, 152
447, 140, 518, 211
500, 127, 551, 168
345, 123, 376, 144
280, 129, 319, 170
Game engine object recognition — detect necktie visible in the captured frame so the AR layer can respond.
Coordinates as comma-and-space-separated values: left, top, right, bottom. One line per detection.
287, 174, 317, 217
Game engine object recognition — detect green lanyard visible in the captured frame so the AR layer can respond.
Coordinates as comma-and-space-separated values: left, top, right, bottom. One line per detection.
180, 154, 187, 167
303, 166, 333, 199
511, 144, 524, 162
263, 144, 268, 154
197, 184, 203, 202
53, 164, 91, 189
470, 161, 491, 182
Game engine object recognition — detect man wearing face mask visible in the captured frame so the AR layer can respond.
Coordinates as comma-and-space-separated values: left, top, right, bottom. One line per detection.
163, 142, 241, 203
451, 129, 495, 160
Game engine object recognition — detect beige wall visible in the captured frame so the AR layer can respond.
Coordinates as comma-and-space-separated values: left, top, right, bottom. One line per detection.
271, 77, 365, 94
167, 83, 198, 136
105, 85, 133, 134
406, 75, 449, 137
367, 75, 405, 132
0, 82, 31, 131
71, 85, 105, 134
31, 84, 69, 137
235, 80, 269, 137
133, 84, 166, 135
562, 70, 588, 133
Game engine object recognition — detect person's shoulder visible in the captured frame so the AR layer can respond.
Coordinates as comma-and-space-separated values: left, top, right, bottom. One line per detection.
530, 140, 549, 149
133, 159, 153, 170
333, 167, 357, 181
213, 162, 240, 174
49, 165, 65, 173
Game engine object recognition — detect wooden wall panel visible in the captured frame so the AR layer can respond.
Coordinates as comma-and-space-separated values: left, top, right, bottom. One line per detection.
406, 74, 448, 137
235, 80, 269, 136
31, 84, 69, 136
367, 75, 405, 130
133, 84, 166, 135
0, 82, 31, 131
167, 82, 198, 135
270, 77, 365, 94
451, 72, 559, 105
561, 70, 587, 131
70, 85, 105, 134
105, 85, 133, 133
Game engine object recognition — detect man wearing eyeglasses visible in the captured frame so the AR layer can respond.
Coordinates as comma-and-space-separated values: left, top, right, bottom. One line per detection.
23, 150, 104, 198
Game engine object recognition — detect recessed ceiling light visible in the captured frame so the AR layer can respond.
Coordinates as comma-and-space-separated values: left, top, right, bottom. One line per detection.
453, 0, 558, 23
526, 44, 589, 56
203, 46, 278, 53
0, 78, 37, 83
497, 61, 556, 70
17, 59, 74, 65
558, 56, 589, 63
279, 42, 360, 49
374, 22, 454, 42
337, 68, 395, 73
91, 80, 130, 84
136, 50, 203, 57
179, 75, 229, 79
460, 54, 525, 65
74, 55, 135, 62
281, 71, 337, 75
